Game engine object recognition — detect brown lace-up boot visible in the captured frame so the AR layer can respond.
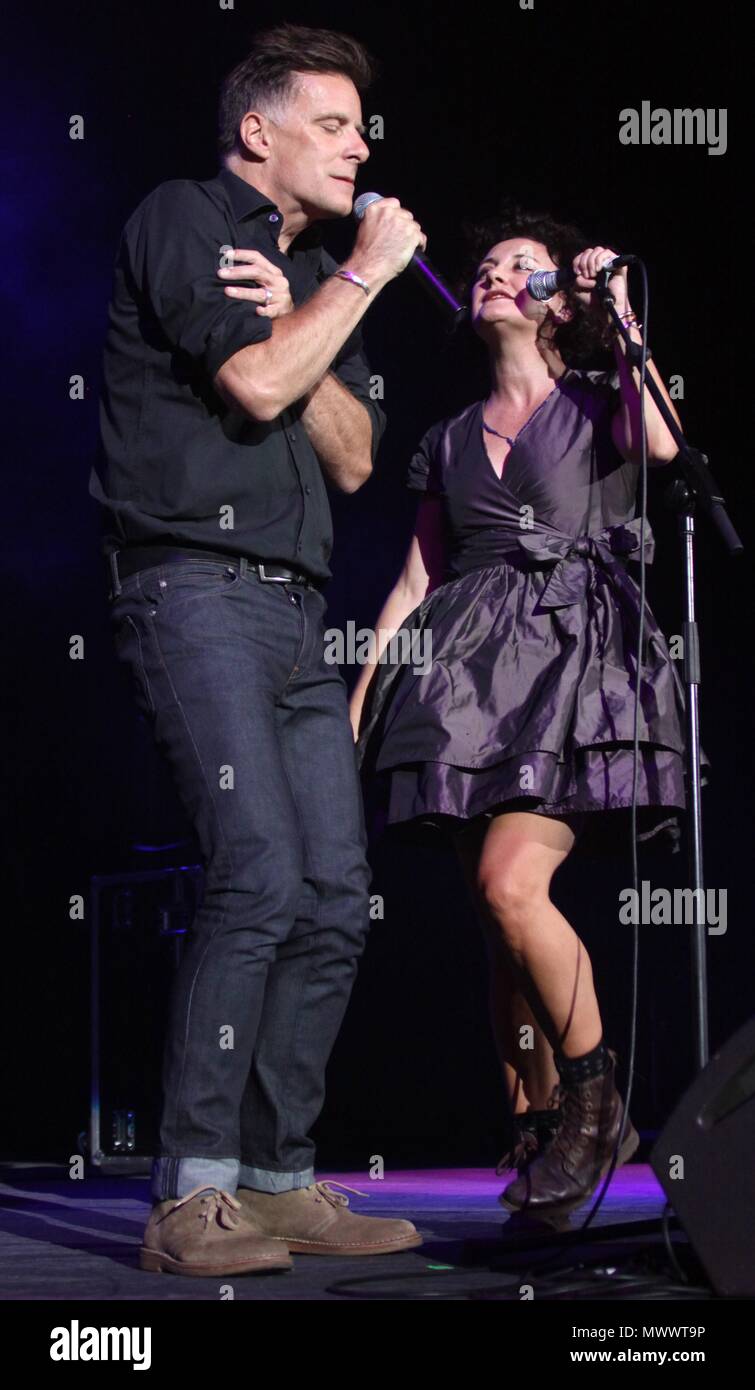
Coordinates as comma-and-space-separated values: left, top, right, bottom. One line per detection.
495, 1108, 562, 1177
499, 1051, 639, 1215
139, 1185, 293, 1276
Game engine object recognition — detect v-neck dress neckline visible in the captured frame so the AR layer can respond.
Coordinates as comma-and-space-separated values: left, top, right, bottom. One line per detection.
479, 377, 566, 483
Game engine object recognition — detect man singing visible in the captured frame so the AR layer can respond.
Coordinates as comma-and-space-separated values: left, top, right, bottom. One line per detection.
91, 23, 425, 1276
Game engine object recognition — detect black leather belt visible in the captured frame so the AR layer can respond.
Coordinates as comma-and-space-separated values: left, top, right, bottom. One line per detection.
110, 545, 318, 588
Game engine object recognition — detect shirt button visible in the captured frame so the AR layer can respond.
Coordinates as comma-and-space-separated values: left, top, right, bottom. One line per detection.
268, 213, 279, 223
288, 431, 296, 442
304, 485, 311, 495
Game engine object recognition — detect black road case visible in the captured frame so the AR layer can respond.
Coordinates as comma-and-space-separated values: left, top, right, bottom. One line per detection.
86, 862, 203, 1172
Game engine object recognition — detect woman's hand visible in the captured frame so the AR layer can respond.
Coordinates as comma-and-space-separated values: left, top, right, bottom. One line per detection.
217, 249, 294, 318
571, 246, 631, 316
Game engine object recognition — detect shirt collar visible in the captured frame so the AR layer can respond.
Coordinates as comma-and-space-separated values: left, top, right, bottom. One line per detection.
216, 166, 278, 219
216, 166, 323, 252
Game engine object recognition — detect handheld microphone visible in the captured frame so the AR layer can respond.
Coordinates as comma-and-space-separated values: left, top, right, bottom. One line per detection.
526, 254, 637, 302
353, 191, 463, 320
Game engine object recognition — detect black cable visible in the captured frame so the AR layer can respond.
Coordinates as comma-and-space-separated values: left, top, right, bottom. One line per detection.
487, 269, 655, 1280
480, 270, 689, 1307
576, 260, 651, 1236
662, 1198, 690, 1285
327, 1260, 711, 1300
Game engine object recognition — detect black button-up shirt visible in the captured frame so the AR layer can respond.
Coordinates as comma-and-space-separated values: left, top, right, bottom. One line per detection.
91, 166, 386, 581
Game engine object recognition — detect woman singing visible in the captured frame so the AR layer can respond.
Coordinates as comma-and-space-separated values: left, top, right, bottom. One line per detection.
350, 206, 686, 1217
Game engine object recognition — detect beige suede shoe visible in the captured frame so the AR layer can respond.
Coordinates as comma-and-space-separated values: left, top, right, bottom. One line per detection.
235, 1181, 423, 1255
139, 1185, 293, 1276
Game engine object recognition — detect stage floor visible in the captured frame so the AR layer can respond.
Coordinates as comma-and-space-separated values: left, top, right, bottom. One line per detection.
0, 1162, 704, 1301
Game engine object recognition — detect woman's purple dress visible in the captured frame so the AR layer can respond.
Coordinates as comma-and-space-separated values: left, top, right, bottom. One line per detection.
356, 367, 687, 853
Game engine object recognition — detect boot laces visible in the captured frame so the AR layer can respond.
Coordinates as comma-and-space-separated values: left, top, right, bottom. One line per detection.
496, 1125, 539, 1176
171, 1185, 243, 1231
550, 1081, 600, 1170
309, 1180, 369, 1208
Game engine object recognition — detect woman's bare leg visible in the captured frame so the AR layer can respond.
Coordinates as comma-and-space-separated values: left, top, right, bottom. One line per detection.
489, 936, 561, 1110
472, 810, 603, 1056
456, 810, 637, 1209
454, 821, 559, 1112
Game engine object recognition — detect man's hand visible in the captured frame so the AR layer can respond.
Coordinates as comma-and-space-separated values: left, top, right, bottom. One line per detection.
218, 250, 294, 318
345, 197, 427, 285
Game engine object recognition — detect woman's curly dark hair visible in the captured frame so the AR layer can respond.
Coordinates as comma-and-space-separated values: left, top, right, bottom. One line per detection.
456, 200, 614, 364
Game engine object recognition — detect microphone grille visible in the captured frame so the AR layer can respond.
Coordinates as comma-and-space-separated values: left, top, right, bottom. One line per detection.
526, 269, 559, 302
353, 191, 383, 221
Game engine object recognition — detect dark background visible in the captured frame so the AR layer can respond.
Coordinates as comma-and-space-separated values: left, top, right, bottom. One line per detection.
2, 0, 749, 1168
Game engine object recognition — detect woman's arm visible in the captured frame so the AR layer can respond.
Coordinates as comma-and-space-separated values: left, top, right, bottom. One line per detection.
566, 245, 682, 466
349, 495, 446, 740
609, 320, 683, 466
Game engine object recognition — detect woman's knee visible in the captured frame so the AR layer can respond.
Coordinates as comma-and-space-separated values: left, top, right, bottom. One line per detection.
477, 860, 547, 954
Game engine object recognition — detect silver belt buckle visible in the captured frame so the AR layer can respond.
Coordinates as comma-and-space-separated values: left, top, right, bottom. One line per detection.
257, 563, 289, 583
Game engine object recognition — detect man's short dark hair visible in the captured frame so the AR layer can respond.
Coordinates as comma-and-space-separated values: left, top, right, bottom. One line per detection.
218, 23, 378, 157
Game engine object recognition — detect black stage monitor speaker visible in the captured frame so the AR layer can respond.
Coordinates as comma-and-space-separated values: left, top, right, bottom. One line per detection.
651, 1017, 755, 1297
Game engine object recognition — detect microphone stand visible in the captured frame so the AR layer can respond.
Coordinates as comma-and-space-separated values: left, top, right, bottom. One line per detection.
594, 269, 744, 1073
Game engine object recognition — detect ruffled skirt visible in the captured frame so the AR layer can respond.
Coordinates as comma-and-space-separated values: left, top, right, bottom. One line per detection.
356, 558, 689, 855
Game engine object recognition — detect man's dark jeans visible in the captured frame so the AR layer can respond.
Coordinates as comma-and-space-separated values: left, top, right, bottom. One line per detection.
108, 555, 372, 1200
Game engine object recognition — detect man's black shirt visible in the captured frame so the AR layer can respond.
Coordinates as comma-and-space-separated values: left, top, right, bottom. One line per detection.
91, 166, 386, 581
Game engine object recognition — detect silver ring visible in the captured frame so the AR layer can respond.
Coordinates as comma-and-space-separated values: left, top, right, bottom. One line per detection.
264, 287, 273, 305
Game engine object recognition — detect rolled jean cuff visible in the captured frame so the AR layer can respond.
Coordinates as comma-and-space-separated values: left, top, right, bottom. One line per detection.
238, 1163, 315, 1193
151, 1156, 240, 1202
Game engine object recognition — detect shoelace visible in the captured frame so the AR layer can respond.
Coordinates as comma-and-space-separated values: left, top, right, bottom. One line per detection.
495, 1126, 539, 1176
549, 1083, 602, 1173
516, 1060, 617, 1178
547, 1083, 566, 1110
169, 1185, 243, 1231
308, 1180, 369, 1208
